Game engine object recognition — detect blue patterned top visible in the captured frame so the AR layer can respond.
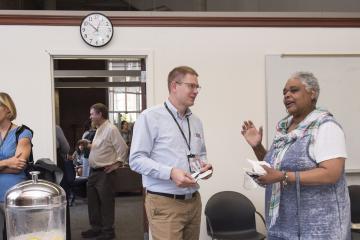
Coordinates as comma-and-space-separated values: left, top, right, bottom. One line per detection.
0, 127, 32, 202
264, 118, 351, 240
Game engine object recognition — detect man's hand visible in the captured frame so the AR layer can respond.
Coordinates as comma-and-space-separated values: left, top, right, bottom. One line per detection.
170, 168, 196, 188
199, 163, 213, 179
6, 152, 27, 170
104, 161, 122, 174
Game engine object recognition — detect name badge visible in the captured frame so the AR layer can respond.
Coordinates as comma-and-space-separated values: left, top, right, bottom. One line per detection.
187, 154, 202, 173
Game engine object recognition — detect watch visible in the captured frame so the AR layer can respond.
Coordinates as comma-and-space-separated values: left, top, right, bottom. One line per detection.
80, 13, 113, 47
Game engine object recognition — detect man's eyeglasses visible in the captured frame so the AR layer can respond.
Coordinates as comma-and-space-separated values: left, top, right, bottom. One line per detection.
176, 82, 202, 91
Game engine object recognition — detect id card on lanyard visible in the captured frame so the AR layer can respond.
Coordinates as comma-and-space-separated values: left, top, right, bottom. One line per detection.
164, 102, 201, 173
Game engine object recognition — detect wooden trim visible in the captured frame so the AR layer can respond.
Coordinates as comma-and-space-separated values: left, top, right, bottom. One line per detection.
1, 14, 360, 27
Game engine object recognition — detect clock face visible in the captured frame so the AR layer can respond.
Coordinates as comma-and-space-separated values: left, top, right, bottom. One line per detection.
80, 13, 113, 47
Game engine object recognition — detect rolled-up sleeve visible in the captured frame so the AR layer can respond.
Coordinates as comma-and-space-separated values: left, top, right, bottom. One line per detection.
129, 113, 172, 180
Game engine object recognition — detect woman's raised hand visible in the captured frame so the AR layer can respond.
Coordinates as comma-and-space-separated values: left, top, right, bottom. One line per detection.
241, 120, 263, 148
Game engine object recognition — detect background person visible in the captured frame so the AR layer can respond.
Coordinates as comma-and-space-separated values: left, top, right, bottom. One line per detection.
120, 120, 132, 166
71, 139, 90, 177
55, 125, 74, 240
120, 120, 131, 146
241, 72, 350, 239
0, 92, 32, 240
130, 66, 212, 240
82, 119, 96, 144
81, 119, 96, 175
81, 103, 128, 240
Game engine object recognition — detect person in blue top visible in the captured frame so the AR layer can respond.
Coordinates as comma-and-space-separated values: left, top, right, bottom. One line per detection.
0, 92, 33, 239
241, 72, 350, 239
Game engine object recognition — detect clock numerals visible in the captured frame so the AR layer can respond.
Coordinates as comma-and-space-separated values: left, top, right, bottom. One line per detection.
80, 13, 113, 47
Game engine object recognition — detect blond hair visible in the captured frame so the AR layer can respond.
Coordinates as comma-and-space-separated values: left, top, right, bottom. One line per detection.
167, 66, 198, 92
0, 92, 17, 121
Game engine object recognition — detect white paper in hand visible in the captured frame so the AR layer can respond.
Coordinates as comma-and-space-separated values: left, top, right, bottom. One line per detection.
191, 169, 213, 182
247, 158, 270, 175
242, 159, 271, 190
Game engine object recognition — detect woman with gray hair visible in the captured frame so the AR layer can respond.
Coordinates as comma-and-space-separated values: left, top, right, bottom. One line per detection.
241, 72, 351, 239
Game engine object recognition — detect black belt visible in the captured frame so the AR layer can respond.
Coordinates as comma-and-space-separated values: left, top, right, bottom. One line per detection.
147, 190, 197, 200
91, 167, 105, 172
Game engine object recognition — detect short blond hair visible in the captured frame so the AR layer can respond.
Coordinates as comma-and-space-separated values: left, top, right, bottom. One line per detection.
0, 92, 17, 121
167, 66, 198, 92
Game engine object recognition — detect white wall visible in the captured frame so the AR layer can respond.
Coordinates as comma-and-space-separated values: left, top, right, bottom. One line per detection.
1, 25, 360, 239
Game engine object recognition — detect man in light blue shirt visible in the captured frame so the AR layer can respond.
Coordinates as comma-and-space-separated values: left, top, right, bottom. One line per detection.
130, 66, 212, 240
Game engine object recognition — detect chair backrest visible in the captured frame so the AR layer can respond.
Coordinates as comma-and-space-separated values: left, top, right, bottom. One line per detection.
349, 185, 360, 223
34, 158, 64, 184
205, 191, 257, 234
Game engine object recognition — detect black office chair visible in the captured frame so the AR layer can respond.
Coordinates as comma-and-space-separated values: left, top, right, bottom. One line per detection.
349, 185, 360, 239
205, 191, 266, 240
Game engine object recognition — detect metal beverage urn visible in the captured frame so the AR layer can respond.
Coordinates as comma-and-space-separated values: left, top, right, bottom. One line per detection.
4, 171, 66, 240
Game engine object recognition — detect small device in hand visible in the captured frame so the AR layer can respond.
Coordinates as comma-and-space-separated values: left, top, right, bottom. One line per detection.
245, 171, 262, 180
191, 169, 213, 182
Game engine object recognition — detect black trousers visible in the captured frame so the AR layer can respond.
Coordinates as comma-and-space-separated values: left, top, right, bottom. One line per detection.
87, 170, 115, 232
0, 204, 5, 240
57, 150, 74, 240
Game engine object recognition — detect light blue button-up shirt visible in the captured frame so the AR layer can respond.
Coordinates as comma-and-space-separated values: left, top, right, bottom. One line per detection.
129, 100, 207, 195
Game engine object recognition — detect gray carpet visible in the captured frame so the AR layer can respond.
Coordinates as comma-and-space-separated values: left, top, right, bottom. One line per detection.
70, 194, 144, 240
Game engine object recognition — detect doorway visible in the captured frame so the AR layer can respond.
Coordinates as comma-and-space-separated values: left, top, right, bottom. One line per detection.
52, 55, 148, 239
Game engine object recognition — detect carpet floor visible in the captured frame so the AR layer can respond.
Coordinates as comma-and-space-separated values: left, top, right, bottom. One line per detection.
69, 193, 144, 240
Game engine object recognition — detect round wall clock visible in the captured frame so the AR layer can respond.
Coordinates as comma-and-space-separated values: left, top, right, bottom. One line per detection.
80, 13, 113, 47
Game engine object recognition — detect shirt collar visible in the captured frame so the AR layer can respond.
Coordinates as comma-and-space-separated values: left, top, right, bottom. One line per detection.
165, 99, 192, 119
97, 119, 110, 131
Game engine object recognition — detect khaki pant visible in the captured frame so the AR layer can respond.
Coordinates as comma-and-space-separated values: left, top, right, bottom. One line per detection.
145, 192, 202, 240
